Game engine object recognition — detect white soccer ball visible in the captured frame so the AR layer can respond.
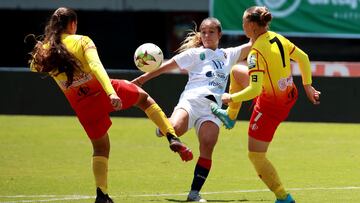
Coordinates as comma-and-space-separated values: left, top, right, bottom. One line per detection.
134, 43, 164, 72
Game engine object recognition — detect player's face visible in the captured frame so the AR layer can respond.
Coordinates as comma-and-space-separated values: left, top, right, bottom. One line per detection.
200, 21, 222, 50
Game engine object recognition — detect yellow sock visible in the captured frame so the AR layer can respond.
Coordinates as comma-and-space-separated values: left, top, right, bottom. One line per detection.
145, 103, 176, 136
248, 152, 287, 199
92, 156, 108, 194
227, 67, 244, 120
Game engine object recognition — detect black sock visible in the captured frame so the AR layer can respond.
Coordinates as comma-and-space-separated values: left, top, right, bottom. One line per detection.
166, 133, 178, 143
190, 164, 210, 191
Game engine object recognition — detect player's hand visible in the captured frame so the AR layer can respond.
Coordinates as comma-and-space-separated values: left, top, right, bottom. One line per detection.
304, 84, 321, 105
109, 93, 122, 110
221, 93, 233, 105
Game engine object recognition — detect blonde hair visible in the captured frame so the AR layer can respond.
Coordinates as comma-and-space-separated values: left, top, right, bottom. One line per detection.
177, 17, 222, 53
176, 28, 201, 53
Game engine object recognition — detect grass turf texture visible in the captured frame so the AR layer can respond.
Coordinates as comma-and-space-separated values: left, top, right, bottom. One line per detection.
0, 115, 359, 202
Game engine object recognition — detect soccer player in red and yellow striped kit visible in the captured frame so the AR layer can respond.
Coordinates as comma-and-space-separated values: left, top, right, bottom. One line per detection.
211, 6, 321, 203
29, 7, 192, 203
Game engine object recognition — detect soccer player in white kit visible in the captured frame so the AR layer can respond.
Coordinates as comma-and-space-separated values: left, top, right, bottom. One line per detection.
132, 17, 251, 202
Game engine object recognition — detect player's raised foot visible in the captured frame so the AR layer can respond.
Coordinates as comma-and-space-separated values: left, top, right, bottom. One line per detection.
187, 190, 207, 202
275, 194, 295, 203
168, 134, 193, 162
95, 188, 114, 203
210, 103, 236, 129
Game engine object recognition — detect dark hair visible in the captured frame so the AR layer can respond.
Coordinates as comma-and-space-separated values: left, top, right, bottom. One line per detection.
29, 7, 81, 87
245, 6, 272, 27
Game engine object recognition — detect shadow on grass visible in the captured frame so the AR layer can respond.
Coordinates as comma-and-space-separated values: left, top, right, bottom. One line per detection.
162, 198, 270, 202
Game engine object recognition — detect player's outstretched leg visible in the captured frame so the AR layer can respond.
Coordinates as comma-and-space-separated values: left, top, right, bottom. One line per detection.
275, 194, 295, 203
210, 103, 236, 129
167, 133, 193, 162
143, 102, 193, 162
95, 187, 114, 203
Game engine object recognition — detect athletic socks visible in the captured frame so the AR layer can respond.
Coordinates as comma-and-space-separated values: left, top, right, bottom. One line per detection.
92, 156, 109, 195
190, 157, 212, 191
145, 103, 177, 136
248, 152, 288, 199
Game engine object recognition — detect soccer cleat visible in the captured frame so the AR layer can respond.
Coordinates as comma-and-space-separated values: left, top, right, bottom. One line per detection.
95, 188, 114, 203
275, 194, 295, 203
187, 190, 207, 202
168, 135, 193, 162
210, 103, 236, 129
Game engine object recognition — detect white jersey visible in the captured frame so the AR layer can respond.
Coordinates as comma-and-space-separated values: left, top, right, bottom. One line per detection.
173, 45, 245, 106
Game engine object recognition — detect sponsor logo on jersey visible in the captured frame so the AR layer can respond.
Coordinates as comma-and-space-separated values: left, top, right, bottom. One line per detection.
278, 75, 294, 91
77, 85, 90, 96
205, 71, 213, 77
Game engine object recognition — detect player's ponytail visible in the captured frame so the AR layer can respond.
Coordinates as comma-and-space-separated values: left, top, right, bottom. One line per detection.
177, 24, 202, 53
29, 7, 81, 87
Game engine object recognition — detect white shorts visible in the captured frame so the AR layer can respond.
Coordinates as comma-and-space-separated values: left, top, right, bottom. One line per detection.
174, 95, 221, 135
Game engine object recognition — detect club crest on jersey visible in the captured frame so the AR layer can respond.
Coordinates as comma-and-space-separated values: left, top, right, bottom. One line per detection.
248, 54, 257, 69
200, 52, 206, 60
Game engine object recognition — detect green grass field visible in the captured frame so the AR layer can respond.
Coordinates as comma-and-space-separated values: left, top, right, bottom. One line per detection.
0, 115, 359, 203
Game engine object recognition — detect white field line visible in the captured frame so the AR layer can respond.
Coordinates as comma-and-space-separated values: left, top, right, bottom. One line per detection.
0, 186, 359, 202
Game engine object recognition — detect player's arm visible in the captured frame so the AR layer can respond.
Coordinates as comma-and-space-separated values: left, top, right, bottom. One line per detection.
290, 46, 312, 85
236, 41, 253, 63
223, 49, 264, 104
290, 45, 321, 105
131, 58, 179, 86
85, 46, 122, 109
83, 38, 116, 96
227, 71, 263, 103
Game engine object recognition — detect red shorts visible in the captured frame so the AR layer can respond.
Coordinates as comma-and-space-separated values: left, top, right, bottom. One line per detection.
74, 79, 139, 140
248, 97, 297, 142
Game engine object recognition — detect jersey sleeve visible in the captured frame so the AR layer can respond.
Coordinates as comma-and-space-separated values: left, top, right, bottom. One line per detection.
290, 46, 312, 85
82, 36, 116, 95
247, 49, 265, 74
173, 48, 196, 70
231, 71, 263, 102
230, 49, 265, 102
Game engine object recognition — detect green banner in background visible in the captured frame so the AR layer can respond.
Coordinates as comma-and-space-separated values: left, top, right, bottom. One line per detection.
210, 0, 360, 38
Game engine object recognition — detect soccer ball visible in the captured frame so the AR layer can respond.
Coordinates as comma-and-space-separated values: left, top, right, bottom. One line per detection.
134, 43, 164, 72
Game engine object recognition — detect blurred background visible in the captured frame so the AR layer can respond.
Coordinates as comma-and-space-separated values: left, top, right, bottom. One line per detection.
0, 0, 359, 122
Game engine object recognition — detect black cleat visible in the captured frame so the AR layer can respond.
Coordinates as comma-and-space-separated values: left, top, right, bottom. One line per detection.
95, 187, 114, 203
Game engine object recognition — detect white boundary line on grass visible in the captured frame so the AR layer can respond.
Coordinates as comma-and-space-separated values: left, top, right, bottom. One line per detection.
1, 186, 360, 202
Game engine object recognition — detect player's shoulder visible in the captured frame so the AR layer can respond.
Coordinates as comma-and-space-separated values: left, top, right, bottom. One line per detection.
64, 34, 93, 43
268, 31, 290, 44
